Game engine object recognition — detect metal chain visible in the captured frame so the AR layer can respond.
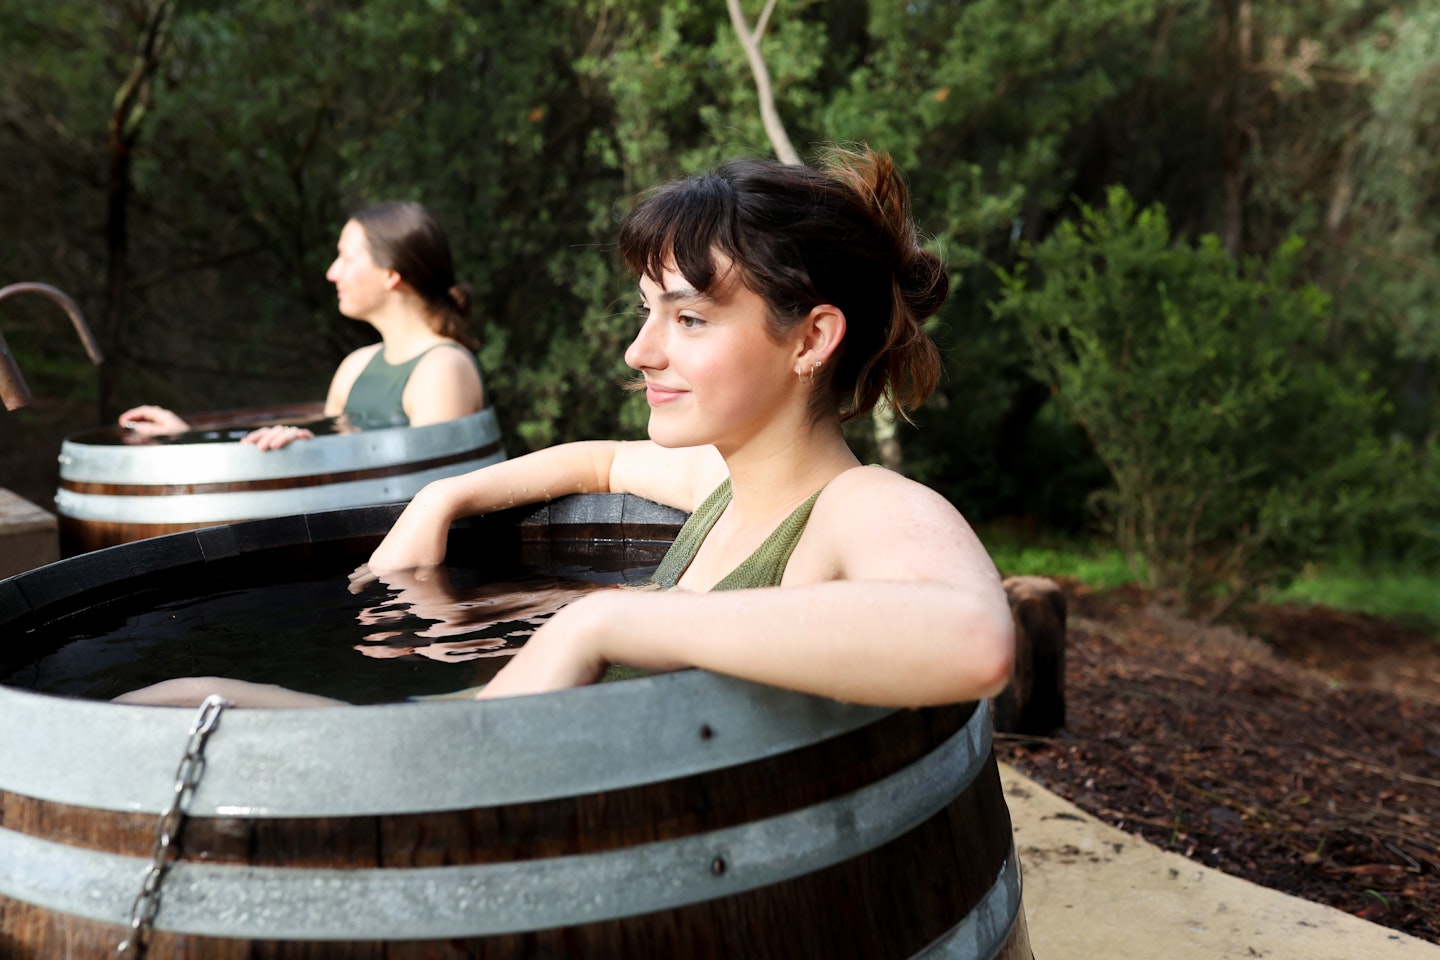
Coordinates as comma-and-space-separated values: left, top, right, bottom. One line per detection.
116, 694, 230, 959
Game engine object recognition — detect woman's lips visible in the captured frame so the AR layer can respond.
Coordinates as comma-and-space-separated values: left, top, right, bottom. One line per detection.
645, 383, 685, 405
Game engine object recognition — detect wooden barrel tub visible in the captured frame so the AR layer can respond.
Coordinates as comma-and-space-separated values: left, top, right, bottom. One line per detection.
0, 495, 1030, 959
53, 402, 506, 555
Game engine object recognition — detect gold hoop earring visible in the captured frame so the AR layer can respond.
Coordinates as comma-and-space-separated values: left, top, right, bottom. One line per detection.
801, 360, 823, 384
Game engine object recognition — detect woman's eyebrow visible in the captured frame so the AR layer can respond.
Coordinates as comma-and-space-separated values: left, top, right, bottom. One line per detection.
638, 283, 717, 306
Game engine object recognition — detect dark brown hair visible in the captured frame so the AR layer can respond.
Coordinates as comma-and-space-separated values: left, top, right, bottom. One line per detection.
617, 145, 944, 421
351, 202, 478, 351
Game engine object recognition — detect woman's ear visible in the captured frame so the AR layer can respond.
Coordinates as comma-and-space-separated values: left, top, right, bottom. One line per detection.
793, 303, 846, 375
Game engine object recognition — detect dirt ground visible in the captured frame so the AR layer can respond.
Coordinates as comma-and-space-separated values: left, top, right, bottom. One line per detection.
997, 580, 1440, 943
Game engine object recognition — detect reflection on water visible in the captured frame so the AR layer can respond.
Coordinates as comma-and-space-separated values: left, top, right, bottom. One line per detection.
1, 557, 639, 704
353, 568, 607, 662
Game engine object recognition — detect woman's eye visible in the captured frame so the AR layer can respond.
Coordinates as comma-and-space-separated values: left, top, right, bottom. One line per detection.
634, 302, 651, 321
678, 314, 706, 329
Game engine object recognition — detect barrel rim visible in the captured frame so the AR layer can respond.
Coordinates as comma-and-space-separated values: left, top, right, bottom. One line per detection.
4, 493, 684, 622
1, 494, 909, 816
57, 407, 504, 485
0, 671, 898, 816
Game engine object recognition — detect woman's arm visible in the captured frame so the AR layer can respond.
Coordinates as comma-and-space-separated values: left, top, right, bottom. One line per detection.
403, 345, 485, 426
118, 405, 190, 436
476, 468, 1015, 708
365, 440, 723, 573
481, 580, 1013, 707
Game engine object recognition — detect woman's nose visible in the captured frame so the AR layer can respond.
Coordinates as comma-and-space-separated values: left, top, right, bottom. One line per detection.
325, 259, 342, 282
624, 313, 665, 370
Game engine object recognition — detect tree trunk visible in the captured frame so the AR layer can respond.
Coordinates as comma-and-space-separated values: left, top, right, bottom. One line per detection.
1217, 0, 1253, 258
726, 0, 800, 166
100, 0, 175, 421
101, 141, 130, 421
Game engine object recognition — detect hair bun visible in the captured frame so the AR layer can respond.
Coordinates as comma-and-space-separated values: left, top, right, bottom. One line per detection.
448, 282, 473, 315
901, 249, 948, 320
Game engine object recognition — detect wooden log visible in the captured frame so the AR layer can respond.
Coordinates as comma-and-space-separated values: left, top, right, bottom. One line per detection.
993, 575, 1067, 737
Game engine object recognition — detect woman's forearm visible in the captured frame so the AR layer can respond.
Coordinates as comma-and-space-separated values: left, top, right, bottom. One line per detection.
502, 580, 1015, 708
368, 441, 621, 571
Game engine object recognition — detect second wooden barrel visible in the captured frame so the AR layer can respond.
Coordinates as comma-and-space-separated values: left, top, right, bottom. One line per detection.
53, 403, 506, 554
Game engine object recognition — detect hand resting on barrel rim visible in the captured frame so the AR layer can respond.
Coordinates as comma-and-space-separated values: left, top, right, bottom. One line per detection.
117, 406, 318, 449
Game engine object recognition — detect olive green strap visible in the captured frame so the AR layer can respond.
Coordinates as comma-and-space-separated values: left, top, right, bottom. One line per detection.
647, 479, 733, 589
646, 479, 825, 591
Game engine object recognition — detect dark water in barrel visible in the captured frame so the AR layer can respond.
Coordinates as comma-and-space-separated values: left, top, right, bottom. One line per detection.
1, 552, 651, 704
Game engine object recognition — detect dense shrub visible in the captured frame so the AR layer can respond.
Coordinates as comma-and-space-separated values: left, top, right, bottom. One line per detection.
994, 187, 1428, 617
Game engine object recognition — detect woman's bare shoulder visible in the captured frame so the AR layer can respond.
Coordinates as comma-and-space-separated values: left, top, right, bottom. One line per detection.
820, 465, 960, 519
405, 342, 484, 423
422, 339, 476, 362
808, 466, 991, 582
412, 341, 478, 377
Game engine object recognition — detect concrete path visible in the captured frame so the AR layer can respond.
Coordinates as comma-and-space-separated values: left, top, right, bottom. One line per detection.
1001, 763, 1439, 959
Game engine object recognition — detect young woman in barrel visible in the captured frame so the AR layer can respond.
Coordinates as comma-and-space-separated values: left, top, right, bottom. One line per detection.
360, 145, 1014, 708
118, 201, 485, 450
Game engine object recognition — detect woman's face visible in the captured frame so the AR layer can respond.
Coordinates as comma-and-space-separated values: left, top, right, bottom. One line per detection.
625, 259, 801, 453
326, 220, 394, 320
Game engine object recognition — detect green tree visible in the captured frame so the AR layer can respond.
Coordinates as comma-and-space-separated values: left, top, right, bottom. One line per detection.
3, 0, 1436, 578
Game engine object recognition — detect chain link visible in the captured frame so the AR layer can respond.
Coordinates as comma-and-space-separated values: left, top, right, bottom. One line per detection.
116, 694, 229, 959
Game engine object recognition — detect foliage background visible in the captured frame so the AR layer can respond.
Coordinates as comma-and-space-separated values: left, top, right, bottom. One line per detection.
1, 0, 1436, 609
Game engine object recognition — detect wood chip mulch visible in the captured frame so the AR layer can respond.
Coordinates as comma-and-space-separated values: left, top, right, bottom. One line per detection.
995, 582, 1440, 943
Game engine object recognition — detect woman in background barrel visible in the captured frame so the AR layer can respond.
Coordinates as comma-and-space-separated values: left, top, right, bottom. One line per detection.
118, 201, 485, 450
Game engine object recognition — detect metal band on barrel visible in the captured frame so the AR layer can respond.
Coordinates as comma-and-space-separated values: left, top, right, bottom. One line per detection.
0, 673, 901, 815
911, 847, 1023, 960
53, 453, 505, 523
0, 706, 993, 940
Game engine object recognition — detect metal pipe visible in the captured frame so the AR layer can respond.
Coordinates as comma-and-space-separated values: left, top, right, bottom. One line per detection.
0, 283, 105, 411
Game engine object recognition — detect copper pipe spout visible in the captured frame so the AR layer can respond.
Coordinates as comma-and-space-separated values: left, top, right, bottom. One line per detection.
0, 283, 105, 411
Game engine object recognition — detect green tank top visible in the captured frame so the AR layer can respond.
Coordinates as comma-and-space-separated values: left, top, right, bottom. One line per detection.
647, 479, 825, 590
344, 343, 479, 429
408, 479, 824, 700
